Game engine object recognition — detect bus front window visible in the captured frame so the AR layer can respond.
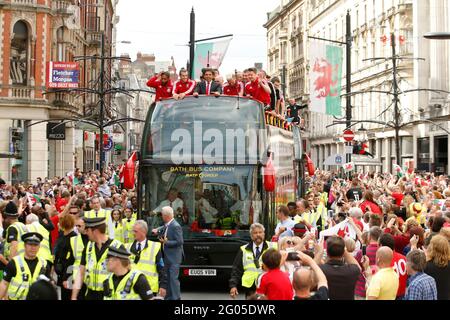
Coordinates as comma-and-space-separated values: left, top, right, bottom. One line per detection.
142, 166, 260, 239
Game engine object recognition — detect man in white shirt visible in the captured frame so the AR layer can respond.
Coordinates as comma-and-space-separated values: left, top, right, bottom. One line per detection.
195, 192, 218, 227
152, 189, 184, 217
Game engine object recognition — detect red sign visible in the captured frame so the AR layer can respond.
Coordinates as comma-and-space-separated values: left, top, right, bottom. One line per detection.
343, 130, 355, 142
46, 61, 80, 89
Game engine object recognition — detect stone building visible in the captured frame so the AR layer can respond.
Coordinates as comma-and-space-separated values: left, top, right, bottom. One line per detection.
0, 0, 118, 183
266, 0, 450, 174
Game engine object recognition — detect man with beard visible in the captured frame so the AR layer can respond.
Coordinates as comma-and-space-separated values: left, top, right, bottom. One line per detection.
229, 223, 277, 299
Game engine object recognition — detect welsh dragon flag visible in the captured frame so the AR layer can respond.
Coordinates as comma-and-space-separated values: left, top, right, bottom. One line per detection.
192, 37, 232, 80
309, 42, 343, 116
26, 192, 41, 208
393, 164, 404, 178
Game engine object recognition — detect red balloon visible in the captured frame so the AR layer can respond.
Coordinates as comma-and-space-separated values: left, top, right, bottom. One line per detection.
123, 152, 137, 190
264, 155, 276, 192
305, 154, 315, 176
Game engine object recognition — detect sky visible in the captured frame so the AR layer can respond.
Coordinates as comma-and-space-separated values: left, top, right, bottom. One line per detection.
115, 0, 280, 76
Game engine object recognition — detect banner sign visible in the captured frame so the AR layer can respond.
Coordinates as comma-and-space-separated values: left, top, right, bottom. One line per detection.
309, 42, 343, 116
192, 38, 232, 80
46, 62, 80, 89
46, 123, 66, 140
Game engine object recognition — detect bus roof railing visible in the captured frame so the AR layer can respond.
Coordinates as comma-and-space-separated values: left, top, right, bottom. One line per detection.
153, 95, 295, 132
265, 112, 294, 132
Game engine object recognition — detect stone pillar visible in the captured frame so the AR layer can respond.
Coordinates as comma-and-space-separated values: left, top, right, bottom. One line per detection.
27, 121, 48, 182
429, 0, 449, 94
429, 134, 435, 172
63, 126, 75, 175
447, 136, 450, 175
0, 120, 11, 183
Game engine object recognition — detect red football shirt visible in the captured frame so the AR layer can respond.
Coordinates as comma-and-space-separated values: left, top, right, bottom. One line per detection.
391, 251, 407, 297
245, 80, 271, 106
146, 76, 173, 101
223, 82, 243, 96
50, 214, 60, 251
360, 200, 382, 216
172, 79, 196, 95
392, 193, 404, 206
256, 269, 293, 300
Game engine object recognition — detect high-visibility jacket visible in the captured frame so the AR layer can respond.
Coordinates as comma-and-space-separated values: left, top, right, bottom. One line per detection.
241, 241, 278, 288
122, 217, 136, 244
126, 240, 160, 292
84, 209, 108, 219
84, 209, 111, 236
7, 255, 47, 300
112, 221, 125, 243
104, 269, 144, 300
26, 222, 53, 263
67, 234, 85, 289
302, 205, 327, 232
315, 202, 328, 232
4, 222, 27, 260
84, 239, 122, 292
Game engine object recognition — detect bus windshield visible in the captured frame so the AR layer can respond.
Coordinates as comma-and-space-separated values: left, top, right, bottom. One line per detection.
142, 96, 266, 164
141, 165, 261, 240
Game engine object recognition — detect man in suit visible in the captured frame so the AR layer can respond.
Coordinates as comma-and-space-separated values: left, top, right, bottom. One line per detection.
193, 68, 222, 97
152, 206, 184, 300
127, 220, 167, 297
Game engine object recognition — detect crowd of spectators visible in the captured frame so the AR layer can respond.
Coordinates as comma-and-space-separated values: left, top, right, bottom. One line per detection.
231, 170, 450, 300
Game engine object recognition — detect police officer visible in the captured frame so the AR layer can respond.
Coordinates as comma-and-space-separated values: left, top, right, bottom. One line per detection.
0, 232, 51, 300
103, 245, 153, 300
25, 214, 54, 267
71, 217, 122, 300
126, 220, 167, 297
3, 201, 27, 261
229, 223, 277, 299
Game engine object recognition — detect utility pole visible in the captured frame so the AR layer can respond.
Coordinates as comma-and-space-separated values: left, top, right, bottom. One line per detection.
281, 64, 287, 100
345, 11, 352, 167
391, 32, 401, 166
99, 33, 106, 174
189, 7, 195, 79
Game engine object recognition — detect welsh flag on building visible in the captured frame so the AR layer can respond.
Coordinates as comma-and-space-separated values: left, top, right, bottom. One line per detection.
309, 42, 343, 116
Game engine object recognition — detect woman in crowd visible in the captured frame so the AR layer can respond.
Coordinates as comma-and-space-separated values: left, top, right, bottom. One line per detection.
424, 235, 450, 300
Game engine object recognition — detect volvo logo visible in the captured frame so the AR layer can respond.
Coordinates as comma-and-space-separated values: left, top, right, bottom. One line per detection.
193, 246, 210, 250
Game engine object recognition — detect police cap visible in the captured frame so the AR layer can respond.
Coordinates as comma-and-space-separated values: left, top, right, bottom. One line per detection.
107, 245, 131, 260
83, 217, 106, 228
22, 232, 43, 245
4, 201, 19, 218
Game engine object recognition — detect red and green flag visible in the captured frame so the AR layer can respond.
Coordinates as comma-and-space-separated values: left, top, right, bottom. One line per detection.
310, 42, 343, 116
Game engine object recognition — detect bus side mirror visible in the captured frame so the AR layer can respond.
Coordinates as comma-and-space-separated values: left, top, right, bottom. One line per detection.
263, 153, 275, 192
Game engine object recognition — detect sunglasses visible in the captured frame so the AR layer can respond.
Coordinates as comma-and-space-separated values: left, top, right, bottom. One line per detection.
69, 211, 79, 215
286, 241, 297, 245
76, 225, 82, 228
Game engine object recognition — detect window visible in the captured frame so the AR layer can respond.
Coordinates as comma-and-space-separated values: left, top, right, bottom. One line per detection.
10, 21, 29, 85
57, 27, 65, 61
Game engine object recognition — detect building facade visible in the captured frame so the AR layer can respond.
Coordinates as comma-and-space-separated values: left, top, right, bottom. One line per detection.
112, 52, 181, 162
0, 0, 117, 184
266, 0, 450, 174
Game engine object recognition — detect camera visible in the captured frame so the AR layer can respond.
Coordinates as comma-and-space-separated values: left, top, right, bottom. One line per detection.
286, 252, 301, 261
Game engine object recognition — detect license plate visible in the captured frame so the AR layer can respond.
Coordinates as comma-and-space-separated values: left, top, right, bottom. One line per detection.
188, 269, 217, 276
